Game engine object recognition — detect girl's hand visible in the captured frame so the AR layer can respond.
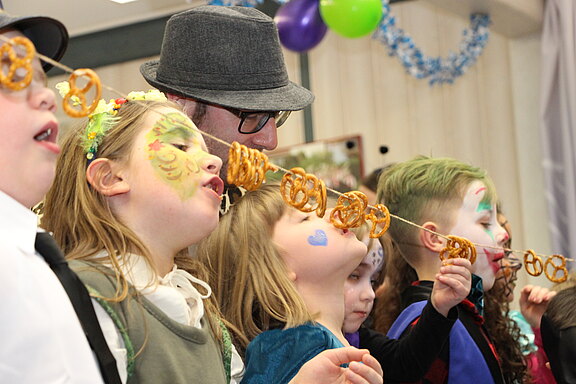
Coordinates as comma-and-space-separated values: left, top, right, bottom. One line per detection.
289, 347, 383, 384
431, 258, 472, 317
520, 285, 557, 329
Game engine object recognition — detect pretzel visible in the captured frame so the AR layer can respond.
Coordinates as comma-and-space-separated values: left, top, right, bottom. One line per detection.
330, 191, 368, 229
280, 167, 327, 217
0, 36, 35, 91
364, 204, 391, 238
62, 68, 102, 118
523, 249, 543, 277
227, 142, 276, 191
544, 254, 568, 283
439, 235, 477, 264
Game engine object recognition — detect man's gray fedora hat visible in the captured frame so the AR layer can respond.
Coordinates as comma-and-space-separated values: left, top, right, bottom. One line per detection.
141, 5, 314, 111
0, 9, 68, 72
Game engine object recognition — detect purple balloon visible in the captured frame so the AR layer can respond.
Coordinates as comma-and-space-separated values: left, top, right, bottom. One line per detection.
275, 0, 328, 52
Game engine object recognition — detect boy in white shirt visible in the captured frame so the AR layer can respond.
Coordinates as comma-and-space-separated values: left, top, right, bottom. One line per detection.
0, 9, 104, 383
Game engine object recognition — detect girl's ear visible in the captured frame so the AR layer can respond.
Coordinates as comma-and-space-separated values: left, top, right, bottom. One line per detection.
419, 221, 445, 253
86, 158, 130, 196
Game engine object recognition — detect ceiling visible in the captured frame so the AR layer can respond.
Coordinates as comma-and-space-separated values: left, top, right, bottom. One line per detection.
2, 0, 201, 36
2, 0, 542, 39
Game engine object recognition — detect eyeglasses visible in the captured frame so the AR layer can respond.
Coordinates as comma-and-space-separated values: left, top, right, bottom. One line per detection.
225, 108, 291, 134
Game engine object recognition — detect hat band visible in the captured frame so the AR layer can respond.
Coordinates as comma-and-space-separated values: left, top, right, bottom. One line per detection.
156, 66, 289, 91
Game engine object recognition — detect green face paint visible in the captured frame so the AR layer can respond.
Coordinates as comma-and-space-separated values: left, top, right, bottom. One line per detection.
476, 200, 495, 240
476, 200, 492, 212
145, 112, 211, 200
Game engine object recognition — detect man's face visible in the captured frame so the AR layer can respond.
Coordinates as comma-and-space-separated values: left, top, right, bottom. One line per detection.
176, 97, 279, 180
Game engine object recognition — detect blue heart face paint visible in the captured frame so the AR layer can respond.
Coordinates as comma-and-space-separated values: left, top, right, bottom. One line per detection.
308, 229, 328, 246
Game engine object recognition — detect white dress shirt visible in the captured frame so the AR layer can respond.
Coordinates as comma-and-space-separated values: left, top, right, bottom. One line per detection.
0, 191, 103, 384
94, 254, 245, 383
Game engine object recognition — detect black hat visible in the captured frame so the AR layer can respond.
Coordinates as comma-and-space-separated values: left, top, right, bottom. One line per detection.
141, 5, 314, 111
0, 9, 68, 72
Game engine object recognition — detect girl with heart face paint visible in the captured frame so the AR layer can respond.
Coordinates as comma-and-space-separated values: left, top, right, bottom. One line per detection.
197, 184, 385, 383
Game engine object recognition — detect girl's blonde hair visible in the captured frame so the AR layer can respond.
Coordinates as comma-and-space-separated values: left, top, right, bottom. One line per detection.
196, 184, 313, 354
40, 100, 223, 340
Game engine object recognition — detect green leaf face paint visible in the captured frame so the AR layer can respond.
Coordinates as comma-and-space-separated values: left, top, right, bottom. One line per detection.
145, 112, 212, 200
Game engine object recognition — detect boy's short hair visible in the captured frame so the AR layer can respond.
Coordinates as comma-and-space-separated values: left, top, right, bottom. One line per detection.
541, 286, 576, 382
545, 286, 576, 330
377, 156, 497, 263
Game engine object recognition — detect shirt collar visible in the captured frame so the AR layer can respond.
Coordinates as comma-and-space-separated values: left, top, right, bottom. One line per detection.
120, 254, 211, 328
467, 274, 485, 317
0, 190, 39, 255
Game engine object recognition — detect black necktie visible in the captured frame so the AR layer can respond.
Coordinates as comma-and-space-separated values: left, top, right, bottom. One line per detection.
35, 232, 122, 384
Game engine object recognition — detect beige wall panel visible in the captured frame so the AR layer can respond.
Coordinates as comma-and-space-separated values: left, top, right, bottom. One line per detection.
278, 49, 306, 147
309, 31, 346, 140
403, 3, 448, 158
368, 39, 415, 171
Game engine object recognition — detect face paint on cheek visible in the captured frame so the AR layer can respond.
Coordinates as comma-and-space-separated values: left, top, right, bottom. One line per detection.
484, 228, 495, 241
144, 113, 208, 200
307, 229, 328, 246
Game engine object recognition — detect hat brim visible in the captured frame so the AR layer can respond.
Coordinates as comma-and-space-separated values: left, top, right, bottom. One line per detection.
141, 60, 314, 112
0, 15, 68, 73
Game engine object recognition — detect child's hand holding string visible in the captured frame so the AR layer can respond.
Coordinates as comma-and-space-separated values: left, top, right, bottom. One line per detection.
289, 347, 383, 384
431, 258, 473, 317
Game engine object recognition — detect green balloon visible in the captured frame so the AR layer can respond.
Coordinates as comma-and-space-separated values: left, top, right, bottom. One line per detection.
319, 0, 383, 38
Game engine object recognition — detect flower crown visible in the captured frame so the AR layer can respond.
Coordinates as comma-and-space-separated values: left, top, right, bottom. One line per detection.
55, 83, 167, 162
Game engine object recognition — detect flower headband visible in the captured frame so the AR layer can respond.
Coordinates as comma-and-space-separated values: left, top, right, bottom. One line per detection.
55, 83, 167, 162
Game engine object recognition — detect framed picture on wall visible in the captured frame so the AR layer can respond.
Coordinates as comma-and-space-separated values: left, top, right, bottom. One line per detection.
266, 135, 364, 193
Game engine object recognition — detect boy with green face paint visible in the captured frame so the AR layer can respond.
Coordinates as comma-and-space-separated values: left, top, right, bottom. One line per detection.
378, 156, 511, 384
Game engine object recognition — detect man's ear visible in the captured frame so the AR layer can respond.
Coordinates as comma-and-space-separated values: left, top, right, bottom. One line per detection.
419, 221, 446, 253
86, 158, 130, 196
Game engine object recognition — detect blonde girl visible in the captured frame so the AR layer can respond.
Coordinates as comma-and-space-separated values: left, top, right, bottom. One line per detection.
197, 184, 382, 383
40, 98, 237, 384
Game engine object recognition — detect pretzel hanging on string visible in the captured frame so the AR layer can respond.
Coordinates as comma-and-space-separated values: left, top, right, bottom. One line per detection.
280, 167, 327, 217
227, 142, 277, 191
62, 68, 102, 118
544, 254, 568, 283
0, 36, 35, 91
439, 235, 477, 265
364, 204, 391, 238
330, 191, 368, 229
523, 249, 544, 277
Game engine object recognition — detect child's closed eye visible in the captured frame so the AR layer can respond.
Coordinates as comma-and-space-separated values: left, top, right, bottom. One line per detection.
171, 143, 189, 152
348, 273, 360, 281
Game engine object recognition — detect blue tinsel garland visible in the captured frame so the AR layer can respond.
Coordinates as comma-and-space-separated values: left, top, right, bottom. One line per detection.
373, 4, 491, 85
